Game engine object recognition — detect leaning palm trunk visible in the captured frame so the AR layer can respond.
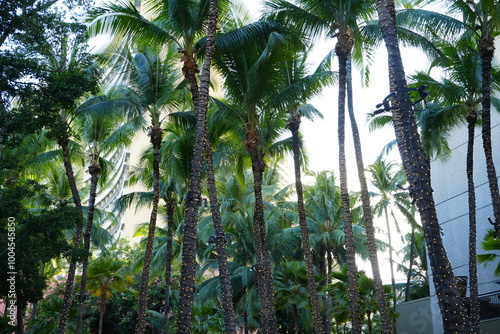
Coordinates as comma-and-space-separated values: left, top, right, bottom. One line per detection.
204, 142, 237, 333
162, 200, 175, 334
346, 57, 394, 333
375, 1, 471, 332
179, 35, 237, 334
479, 35, 500, 237
176, 2, 236, 331
135, 125, 163, 334
58, 135, 85, 334
177, 1, 219, 332
288, 111, 325, 334
336, 35, 362, 334
467, 110, 480, 333
76, 159, 101, 334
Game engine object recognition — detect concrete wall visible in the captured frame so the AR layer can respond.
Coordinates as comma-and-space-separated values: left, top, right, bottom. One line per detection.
396, 297, 433, 334
480, 317, 500, 334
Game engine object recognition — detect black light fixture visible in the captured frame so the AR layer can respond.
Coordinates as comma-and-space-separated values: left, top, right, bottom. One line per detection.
488, 217, 499, 239
373, 85, 430, 115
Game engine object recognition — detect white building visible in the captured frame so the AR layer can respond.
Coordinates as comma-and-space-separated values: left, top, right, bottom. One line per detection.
428, 109, 500, 332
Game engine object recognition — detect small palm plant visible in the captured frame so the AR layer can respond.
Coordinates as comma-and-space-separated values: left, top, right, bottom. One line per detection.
85, 256, 133, 334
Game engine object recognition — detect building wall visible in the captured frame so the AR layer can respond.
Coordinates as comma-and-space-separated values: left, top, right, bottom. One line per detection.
428, 110, 500, 332
119, 129, 161, 242
396, 297, 433, 334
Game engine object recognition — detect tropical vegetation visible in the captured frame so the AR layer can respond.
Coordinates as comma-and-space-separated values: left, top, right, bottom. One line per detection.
1, 0, 500, 334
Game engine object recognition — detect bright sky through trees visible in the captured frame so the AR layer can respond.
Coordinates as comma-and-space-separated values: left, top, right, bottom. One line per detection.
245, 1, 433, 284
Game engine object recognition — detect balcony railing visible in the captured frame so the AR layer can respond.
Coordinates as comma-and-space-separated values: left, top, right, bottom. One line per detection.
478, 290, 500, 320
462, 290, 500, 321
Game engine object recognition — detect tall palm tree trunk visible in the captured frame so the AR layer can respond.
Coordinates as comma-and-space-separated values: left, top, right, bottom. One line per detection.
176, 2, 235, 330
204, 142, 237, 333
245, 126, 279, 334
162, 200, 175, 334
479, 35, 500, 237
288, 111, 325, 334
467, 110, 480, 333
346, 57, 394, 333
76, 159, 101, 334
16, 300, 26, 334
336, 36, 362, 334
58, 136, 85, 334
325, 249, 333, 332
177, 1, 218, 332
0, 101, 5, 161
383, 207, 397, 310
375, 1, 471, 332
404, 227, 415, 302
136, 125, 163, 334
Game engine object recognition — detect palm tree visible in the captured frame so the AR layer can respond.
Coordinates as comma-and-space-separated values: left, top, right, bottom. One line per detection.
398, 0, 500, 267
210, 55, 290, 334
86, 256, 133, 334
266, 49, 334, 333
405, 40, 500, 332
328, 266, 395, 334
214, 169, 262, 333
367, 158, 408, 309
86, 42, 183, 333
273, 261, 312, 334
374, 1, 471, 332
264, 2, 395, 331
19, 20, 100, 333
117, 45, 183, 334
303, 171, 368, 331
90, 1, 237, 330
114, 108, 198, 332
73, 96, 136, 334
176, 1, 224, 332
399, 229, 429, 301
207, 6, 308, 330
462, 1, 500, 236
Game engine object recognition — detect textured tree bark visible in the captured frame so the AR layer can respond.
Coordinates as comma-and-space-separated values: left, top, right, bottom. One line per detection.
244, 126, 279, 334
58, 135, 85, 334
479, 35, 500, 238
375, 1, 471, 332
204, 140, 237, 333
77, 159, 101, 334
135, 125, 163, 334
177, 1, 219, 332
336, 35, 362, 334
467, 110, 480, 333
162, 200, 175, 334
288, 112, 326, 334
384, 208, 397, 311
346, 57, 394, 333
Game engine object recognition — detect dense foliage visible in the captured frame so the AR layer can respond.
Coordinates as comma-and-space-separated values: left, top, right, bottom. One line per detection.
2, 0, 500, 333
